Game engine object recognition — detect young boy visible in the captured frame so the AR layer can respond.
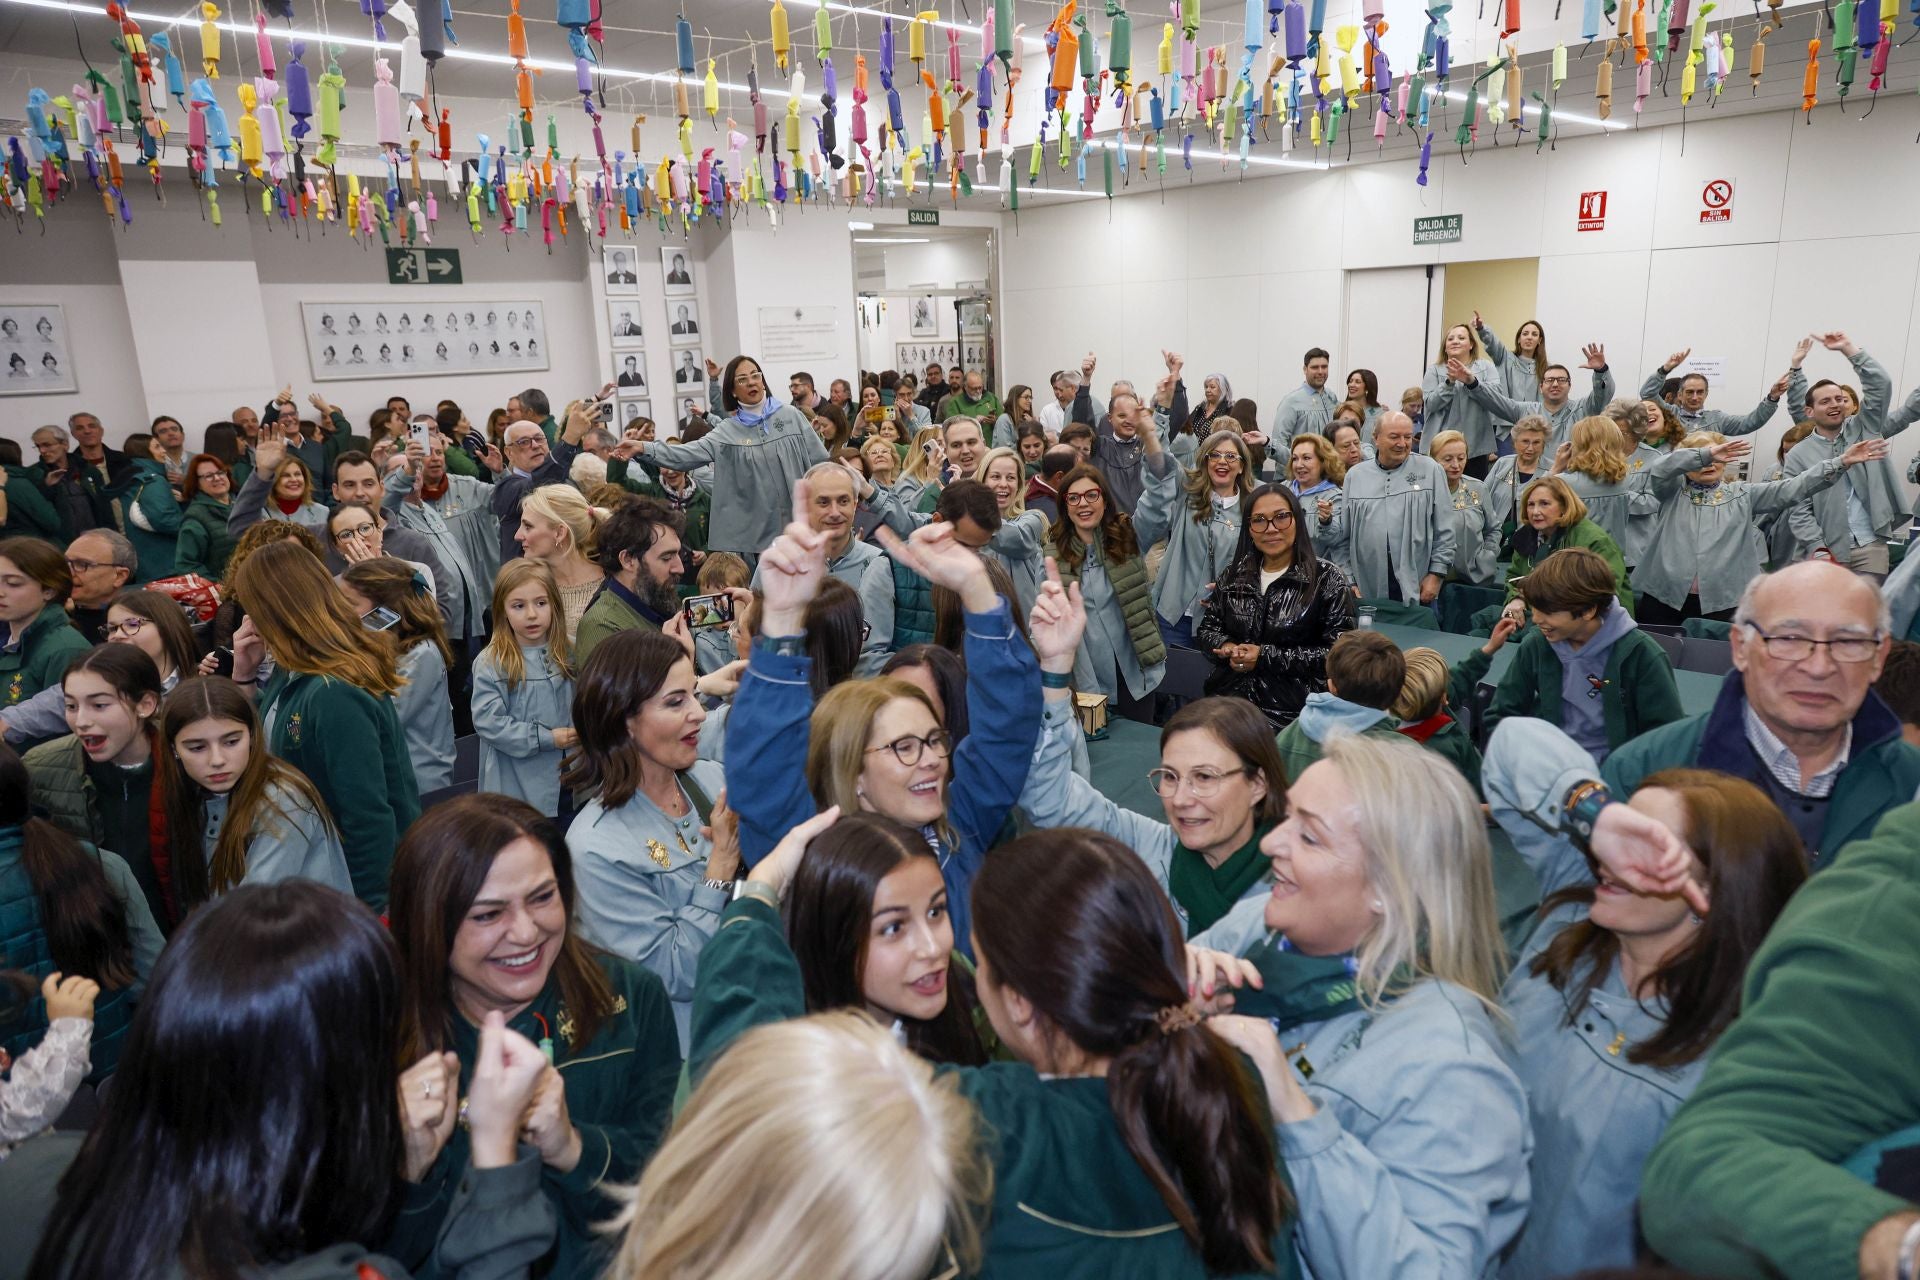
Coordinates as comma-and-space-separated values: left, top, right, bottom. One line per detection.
1392, 645, 1495, 794
1276, 630, 1407, 779
1482, 546, 1684, 764
694, 552, 751, 676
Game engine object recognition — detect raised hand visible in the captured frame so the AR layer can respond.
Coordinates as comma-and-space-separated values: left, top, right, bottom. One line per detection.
465, 1013, 552, 1170
1472, 308, 1484, 330
41, 972, 99, 1022
1028, 557, 1087, 673
253, 435, 286, 475
1791, 335, 1815, 368
398, 1049, 463, 1181
705, 789, 742, 882
1819, 331, 1852, 351
1163, 348, 1183, 373
877, 519, 995, 610
1589, 800, 1709, 914
748, 805, 842, 897
1841, 438, 1889, 468
1767, 373, 1791, 401
1708, 439, 1752, 465
1550, 442, 1573, 475
1664, 347, 1691, 372
758, 479, 832, 632
1581, 342, 1606, 370
704, 356, 722, 379
1445, 357, 1474, 383
307, 391, 331, 414
1081, 350, 1098, 378
1482, 614, 1522, 656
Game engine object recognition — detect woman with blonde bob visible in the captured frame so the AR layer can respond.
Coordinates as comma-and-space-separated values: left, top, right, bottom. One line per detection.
1559, 416, 1640, 556
972, 445, 1047, 613
1194, 731, 1531, 1278
1498, 475, 1634, 622
229, 540, 418, 909
1134, 427, 1255, 648
610, 1011, 990, 1280
1288, 432, 1348, 569
1430, 429, 1500, 585
516, 484, 608, 644
257, 452, 330, 533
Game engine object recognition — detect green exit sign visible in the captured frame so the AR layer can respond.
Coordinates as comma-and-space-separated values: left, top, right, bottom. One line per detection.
385, 247, 463, 285
907, 208, 941, 227
1413, 214, 1463, 245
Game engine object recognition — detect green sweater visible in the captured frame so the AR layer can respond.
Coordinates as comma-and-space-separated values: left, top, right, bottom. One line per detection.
175, 492, 238, 579
258, 669, 420, 910
1641, 800, 1920, 1279
1503, 518, 1634, 612
2, 466, 64, 542
1275, 714, 1402, 782
572, 586, 660, 669
0, 609, 90, 707
1483, 627, 1684, 751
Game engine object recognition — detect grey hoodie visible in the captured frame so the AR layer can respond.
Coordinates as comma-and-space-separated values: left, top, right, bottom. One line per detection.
1551, 602, 1639, 763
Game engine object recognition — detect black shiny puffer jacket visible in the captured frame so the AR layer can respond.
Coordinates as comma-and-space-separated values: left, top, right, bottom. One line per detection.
1195, 555, 1357, 729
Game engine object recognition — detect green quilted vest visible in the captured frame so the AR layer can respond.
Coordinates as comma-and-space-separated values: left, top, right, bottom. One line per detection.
892, 558, 937, 648
1058, 539, 1168, 670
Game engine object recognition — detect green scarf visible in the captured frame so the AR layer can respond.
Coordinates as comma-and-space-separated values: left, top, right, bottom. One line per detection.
1233, 937, 1383, 1034
1167, 821, 1273, 936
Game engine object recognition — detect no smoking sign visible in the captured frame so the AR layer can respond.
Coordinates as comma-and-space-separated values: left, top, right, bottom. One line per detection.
1700, 179, 1735, 224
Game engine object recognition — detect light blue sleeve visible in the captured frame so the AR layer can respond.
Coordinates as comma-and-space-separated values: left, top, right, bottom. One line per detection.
865, 480, 930, 539
1482, 717, 1607, 900
0, 684, 71, 744
1129, 451, 1182, 551
569, 815, 726, 1008
1787, 367, 1811, 424
1844, 349, 1894, 440
243, 783, 353, 896
1580, 365, 1616, 417
1189, 891, 1270, 956
858, 553, 896, 670
1017, 700, 1175, 889
469, 657, 551, 759
1647, 447, 1711, 500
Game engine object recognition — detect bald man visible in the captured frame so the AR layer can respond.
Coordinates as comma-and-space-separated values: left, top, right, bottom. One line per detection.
1617, 561, 1914, 862
1329, 410, 1455, 605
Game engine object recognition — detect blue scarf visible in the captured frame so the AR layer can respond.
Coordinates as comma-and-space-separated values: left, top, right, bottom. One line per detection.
734, 394, 785, 430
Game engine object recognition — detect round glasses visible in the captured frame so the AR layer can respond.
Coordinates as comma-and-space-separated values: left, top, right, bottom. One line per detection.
1064, 490, 1104, 507
1744, 624, 1884, 663
865, 730, 953, 767
106, 616, 149, 639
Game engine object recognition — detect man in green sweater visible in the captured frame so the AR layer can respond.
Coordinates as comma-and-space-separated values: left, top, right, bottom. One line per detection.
934, 369, 1002, 424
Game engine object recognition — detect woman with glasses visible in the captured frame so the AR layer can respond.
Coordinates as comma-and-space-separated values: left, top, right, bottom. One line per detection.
1132, 417, 1255, 651
1497, 477, 1634, 627
1631, 432, 1884, 625
2, 585, 196, 747
726, 487, 1041, 960
622, 353, 828, 555
1196, 485, 1355, 731
1016, 581, 1290, 934
1049, 464, 1166, 712
174, 454, 238, 579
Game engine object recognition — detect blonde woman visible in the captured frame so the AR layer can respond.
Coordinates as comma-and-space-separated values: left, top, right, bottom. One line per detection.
1557, 416, 1640, 556
1196, 732, 1530, 1279
1425, 323, 1506, 477
1430, 429, 1500, 586
894, 426, 945, 509
228, 436, 330, 536
609, 1012, 989, 1280
859, 434, 902, 495
1499, 475, 1634, 620
1132, 425, 1254, 648
515, 483, 607, 643
1288, 432, 1348, 569
974, 446, 1047, 614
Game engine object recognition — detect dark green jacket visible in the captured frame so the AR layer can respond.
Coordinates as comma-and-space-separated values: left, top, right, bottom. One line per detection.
1275, 714, 1401, 782
387, 952, 679, 1280
890, 557, 937, 649
1485, 627, 1684, 751
2, 466, 64, 542
1603, 672, 1920, 869
174, 492, 237, 579
114, 459, 184, 582
1057, 540, 1169, 670
605, 458, 710, 552
572, 586, 660, 669
1504, 517, 1634, 612
690, 898, 1300, 1280
258, 670, 420, 910
1398, 714, 1484, 794
0, 609, 89, 707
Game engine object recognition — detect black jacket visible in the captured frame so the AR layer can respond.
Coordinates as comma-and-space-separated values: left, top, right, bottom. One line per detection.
1195, 555, 1357, 729
489, 441, 581, 563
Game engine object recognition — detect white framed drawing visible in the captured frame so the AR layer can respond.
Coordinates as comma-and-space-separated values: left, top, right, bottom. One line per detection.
603, 247, 641, 295
613, 353, 649, 394
670, 348, 707, 391
607, 301, 646, 348
661, 246, 695, 296
303, 302, 547, 381
667, 300, 702, 345
908, 285, 939, 338
0, 305, 78, 396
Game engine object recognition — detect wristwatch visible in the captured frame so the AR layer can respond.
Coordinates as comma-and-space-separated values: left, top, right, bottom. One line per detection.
1562, 779, 1611, 856
731, 879, 780, 910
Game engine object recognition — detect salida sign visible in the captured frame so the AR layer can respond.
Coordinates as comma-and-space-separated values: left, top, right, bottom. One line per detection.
1700, 179, 1734, 224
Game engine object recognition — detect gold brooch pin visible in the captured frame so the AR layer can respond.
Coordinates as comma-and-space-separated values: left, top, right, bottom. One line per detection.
647, 839, 672, 869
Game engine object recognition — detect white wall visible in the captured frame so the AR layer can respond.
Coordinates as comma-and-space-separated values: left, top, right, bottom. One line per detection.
868, 235, 993, 369
1001, 101, 1920, 487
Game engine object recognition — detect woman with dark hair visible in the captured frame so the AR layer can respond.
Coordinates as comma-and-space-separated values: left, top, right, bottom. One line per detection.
623, 354, 827, 555
157, 676, 348, 911
800, 577, 864, 699
1476, 313, 1549, 405
0, 539, 89, 708
174, 453, 238, 579
1196, 483, 1355, 729
230, 540, 419, 910
785, 812, 988, 1065
1485, 726, 1809, 1277
563, 629, 737, 1044
1017, 656, 1290, 935
1049, 463, 1166, 710
9, 880, 557, 1280
690, 812, 1296, 1275
200, 421, 250, 484
1344, 368, 1384, 431
387, 794, 679, 1280
990, 383, 1035, 450
0, 740, 157, 1083
340, 557, 456, 796
810, 401, 852, 457
879, 644, 970, 743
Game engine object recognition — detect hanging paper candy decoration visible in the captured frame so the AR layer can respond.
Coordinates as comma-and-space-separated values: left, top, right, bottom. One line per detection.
284, 40, 313, 141
1802, 36, 1819, 114
316, 50, 344, 165
236, 82, 263, 175
200, 3, 221, 78
1595, 50, 1614, 114
149, 31, 187, 110
362, 0, 390, 43
1500, 0, 1521, 39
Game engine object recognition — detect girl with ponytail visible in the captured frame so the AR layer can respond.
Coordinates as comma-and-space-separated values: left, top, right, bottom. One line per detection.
689, 804, 1296, 1277
340, 556, 457, 795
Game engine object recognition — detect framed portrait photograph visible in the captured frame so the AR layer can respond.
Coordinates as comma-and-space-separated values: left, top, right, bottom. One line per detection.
908, 285, 939, 338
670, 348, 707, 391
607, 301, 646, 349
304, 302, 547, 381
603, 247, 641, 295
667, 300, 702, 346
615, 397, 653, 433
0, 304, 78, 396
661, 246, 695, 296
613, 352, 649, 394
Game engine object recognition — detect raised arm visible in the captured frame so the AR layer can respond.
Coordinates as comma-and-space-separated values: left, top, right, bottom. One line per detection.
1578, 344, 1615, 416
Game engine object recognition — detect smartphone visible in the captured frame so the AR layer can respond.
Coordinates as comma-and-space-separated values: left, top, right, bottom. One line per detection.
863, 405, 887, 423
408, 420, 434, 453
680, 592, 735, 631
211, 647, 235, 678
922, 441, 935, 457
362, 605, 402, 632
591, 399, 615, 424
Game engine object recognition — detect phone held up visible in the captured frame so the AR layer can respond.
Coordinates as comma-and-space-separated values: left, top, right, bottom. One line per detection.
681, 592, 735, 631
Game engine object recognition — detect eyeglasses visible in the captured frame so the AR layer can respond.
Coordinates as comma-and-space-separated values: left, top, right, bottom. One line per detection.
1248, 512, 1295, 531
106, 616, 149, 639
1204, 450, 1243, 463
194, 470, 226, 483
1147, 766, 1252, 798
1541, 376, 1572, 386
335, 522, 378, 541
1064, 490, 1104, 507
1743, 623, 1884, 663
865, 730, 953, 767
65, 558, 106, 575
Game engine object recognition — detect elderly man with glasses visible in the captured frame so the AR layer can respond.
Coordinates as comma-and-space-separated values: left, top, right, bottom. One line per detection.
483, 403, 588, 563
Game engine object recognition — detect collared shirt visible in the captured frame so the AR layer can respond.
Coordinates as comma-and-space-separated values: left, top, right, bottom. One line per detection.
1743, 699, 1852, 798
602, 573, 671, 629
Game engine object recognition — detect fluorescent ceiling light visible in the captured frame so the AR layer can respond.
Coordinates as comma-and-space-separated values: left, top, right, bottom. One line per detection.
854, 236, 931, 242
847, 220, 876, 229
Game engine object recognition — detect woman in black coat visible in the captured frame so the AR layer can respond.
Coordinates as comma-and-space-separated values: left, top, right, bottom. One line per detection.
1195, 483, 1356, 729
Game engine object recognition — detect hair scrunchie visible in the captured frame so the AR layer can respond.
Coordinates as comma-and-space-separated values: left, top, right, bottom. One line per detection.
1155, 1001, 1205, 1037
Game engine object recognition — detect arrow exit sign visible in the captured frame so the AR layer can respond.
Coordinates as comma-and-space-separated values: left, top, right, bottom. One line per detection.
385, 247, 463, 285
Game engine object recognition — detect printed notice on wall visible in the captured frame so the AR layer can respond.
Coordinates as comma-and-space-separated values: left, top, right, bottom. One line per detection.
759, 306, 840, 365
1680, 356, 1726, 385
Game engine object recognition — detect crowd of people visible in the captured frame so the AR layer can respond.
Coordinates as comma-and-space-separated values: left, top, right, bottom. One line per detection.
1, 314, 1920, 1280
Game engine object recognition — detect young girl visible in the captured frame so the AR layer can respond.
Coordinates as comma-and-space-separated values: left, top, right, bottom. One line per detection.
25, 646, 169, 928
471, 560, 576, 817
340, 557, 456, 795
156, 676, 350, 910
